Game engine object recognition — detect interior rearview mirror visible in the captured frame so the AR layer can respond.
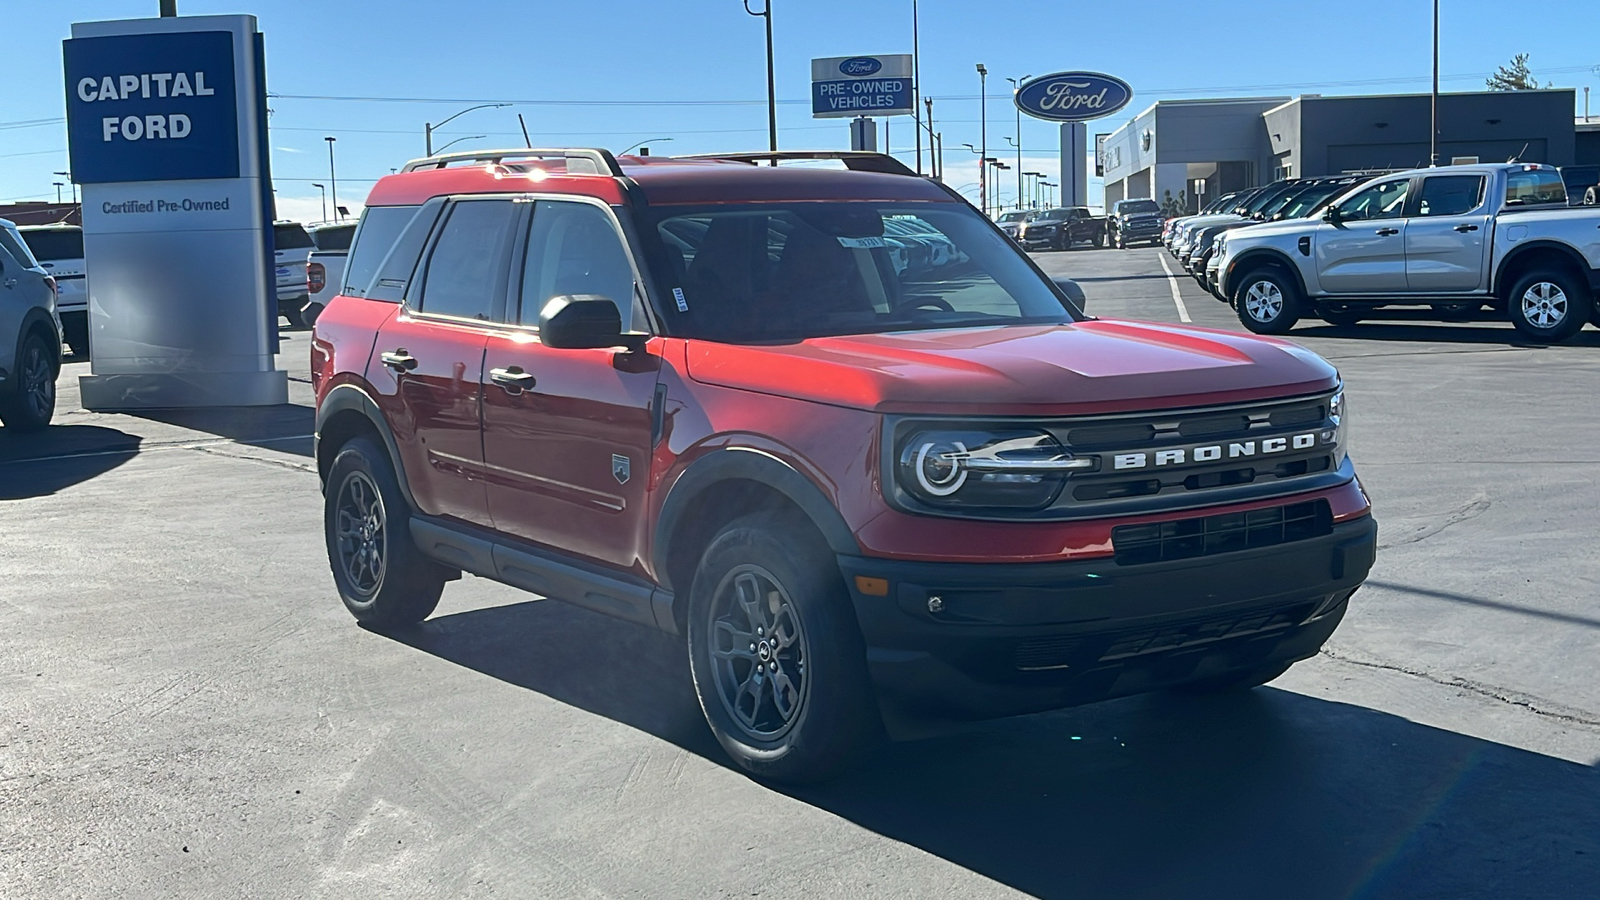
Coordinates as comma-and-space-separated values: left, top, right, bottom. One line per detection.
538, 295, 646, 352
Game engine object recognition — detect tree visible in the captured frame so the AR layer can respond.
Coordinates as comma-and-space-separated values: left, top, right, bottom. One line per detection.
1486, 53, 1551, 91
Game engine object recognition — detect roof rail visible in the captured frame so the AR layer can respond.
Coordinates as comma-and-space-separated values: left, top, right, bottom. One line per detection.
676, 151, 917, 176
400, 148, 624, 177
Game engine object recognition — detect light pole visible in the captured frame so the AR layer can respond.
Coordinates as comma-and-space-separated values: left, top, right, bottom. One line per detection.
426, 103, 510, 157
434, 134, 485, 154
52, 182, 64, 204
311, 183, 326, 222
1006, 75, 1030, 211
912, 0, 922, 174
1024, 171, 1042, 208
745, 0, 777, 157
923, 97, 936, 179
993, 160, 1010, 212
976, 63, 988, 216
620, 136, 673, 154
53, 171, 77, 206
1430, 0, 1439, 166
324, 136, 339, 222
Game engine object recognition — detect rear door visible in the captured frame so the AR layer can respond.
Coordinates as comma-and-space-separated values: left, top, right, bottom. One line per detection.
367, 198, 521, 526
480, 198, 659, 572
1403, 173, 1491, 293
1315, 177, 1411, 293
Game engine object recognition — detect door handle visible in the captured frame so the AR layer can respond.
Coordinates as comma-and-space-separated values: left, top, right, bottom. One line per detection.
489, 366, 536, 394
1453, 224, 1479, 233
380, 349, 418, 372
1375, 227, 1399, 236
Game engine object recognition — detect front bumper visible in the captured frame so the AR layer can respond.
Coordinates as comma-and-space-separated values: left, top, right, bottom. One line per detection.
1119, 223, 1163, 241
838, 512, 1376, 720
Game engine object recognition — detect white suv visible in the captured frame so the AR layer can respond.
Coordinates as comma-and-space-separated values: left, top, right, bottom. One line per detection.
0, 218, 62, 431
273, 220, 316, 328
18, 224, 88, 358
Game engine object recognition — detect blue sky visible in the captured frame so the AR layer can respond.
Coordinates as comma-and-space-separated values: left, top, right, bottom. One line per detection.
4, 0, 1597, 220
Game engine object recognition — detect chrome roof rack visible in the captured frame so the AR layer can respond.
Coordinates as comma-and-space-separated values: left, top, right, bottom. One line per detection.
400, 148, 624, 177
675, 151, 917, 176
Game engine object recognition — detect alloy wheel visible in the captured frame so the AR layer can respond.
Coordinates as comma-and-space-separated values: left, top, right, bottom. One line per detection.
21, 343, 53, 421
708, 564, 808, 739
334, 471, 386, 598
1245, 280, 1284, 322
1520, 282, 1568, 329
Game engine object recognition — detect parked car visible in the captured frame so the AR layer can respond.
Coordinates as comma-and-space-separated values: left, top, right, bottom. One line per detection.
0, 218, 62, 431
1213, 162, 1600, 340
1107, 199, 1164, 248
1164, 191, 1243, 250
273, 220, 316, 328
312, 147, 1374, 783
16, 224, 88, 358
1202, 178, 1363, 294
1018, 206, 1105, 250
302, 221, 359, 327
995, 210, 1033, 239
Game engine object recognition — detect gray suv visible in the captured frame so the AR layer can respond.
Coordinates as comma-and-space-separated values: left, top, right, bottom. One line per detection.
0, 218, 62, 430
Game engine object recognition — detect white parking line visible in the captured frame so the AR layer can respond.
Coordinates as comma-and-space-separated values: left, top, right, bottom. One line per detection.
1156, 254, 1193, 323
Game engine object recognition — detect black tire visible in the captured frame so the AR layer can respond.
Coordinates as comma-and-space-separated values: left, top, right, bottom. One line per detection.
686, 511, 881, 784
1092, 233, 1104, 249
1319, 305, 1364, 327
1505, 268, 1591, 342
63, 319, 89, 359
1173, 661, 1293, 695
0, 332, 57, 432
324, 436, 449, 629
283, 306, 308, 330
1233, 267, 1303, 335
300, 302, 325, 328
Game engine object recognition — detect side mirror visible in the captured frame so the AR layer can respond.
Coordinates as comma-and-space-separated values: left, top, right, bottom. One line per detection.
1322, 206, 1342, 224
538, 295, 646, 352
1052, 276, 1087, 307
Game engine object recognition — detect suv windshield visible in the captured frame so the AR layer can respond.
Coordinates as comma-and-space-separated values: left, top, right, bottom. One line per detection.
1117, 200, 1159, 215
273, 223, 314, 250
19, 228, 83, 261
1277, 182, 1351, 218
645, 202, 1076, 343
998, 211, 1029, 223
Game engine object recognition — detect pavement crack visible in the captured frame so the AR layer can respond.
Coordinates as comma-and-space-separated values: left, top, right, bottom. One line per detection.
187, 445, 316, 474
1318, 646, 1600, 728
1377, 493, 1490, 549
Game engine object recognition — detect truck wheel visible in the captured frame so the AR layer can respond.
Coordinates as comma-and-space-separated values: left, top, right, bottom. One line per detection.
63, 320, 90, 359
324, 437, 448, 629
1173, 661, 1293, 695
300, 302, 325, 328
1234, 269, 1302, 334
0, 332, 57, 432
1092, 233, 1104, 249
686, 511, 881, 784
1507, 269, 1591, 343
1319, 305, 1363, 327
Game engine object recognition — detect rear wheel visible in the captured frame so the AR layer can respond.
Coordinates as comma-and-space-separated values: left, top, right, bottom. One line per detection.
0, 332, 57, 431
686, 511, 881, 784
63, 318, 89, 359
1506, 268, 1591, 342
1234, 268, 1303, 335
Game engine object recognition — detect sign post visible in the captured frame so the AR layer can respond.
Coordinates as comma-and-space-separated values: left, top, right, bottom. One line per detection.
1013, 72, 1133, 212
64, 14, 286, 409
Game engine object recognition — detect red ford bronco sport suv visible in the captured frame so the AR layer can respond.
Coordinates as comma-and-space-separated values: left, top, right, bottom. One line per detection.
312, 149, 1375, 783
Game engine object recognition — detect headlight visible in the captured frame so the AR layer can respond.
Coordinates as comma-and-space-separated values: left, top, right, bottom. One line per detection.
1328, 389, 1349, 464
894, 426, 1091, 510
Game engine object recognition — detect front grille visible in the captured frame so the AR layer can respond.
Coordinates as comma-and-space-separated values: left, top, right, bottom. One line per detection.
1111, 500, 1332, 566
1012, 601, 1319, 671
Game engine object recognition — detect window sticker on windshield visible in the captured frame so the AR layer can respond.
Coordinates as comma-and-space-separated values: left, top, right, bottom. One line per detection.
837, 236, 887, 249
672, 287, 689, 312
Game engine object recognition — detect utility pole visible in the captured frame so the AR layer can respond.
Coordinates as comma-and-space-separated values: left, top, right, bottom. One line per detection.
324, 136, 338, 222
1430, 0, 1439, 166
1006, 76, 1029, 211
924, 97, 936, 179
912, 0, 922, 174
159, 0, 176, 16
745, 0, 777, 158
976, 63, 987, 216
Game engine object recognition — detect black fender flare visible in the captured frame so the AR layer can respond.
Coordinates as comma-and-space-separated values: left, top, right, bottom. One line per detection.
652, 447, 861, 593
1494, 240, 1599, 296
9, 307, 61, 389
1224, 248, 1310, 302
314, 383, 418, 510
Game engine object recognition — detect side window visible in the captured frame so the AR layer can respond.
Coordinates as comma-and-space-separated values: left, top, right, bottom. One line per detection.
344, 204, 421, 298
417, 199, 519, 321
1504, 169, 1567, 207
1337, 179, 1410, 221
518, 201, 637, 328
1415, 176, 1485, 217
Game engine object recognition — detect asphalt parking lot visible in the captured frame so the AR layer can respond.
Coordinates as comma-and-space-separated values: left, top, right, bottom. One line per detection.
3, 248, 1598, 899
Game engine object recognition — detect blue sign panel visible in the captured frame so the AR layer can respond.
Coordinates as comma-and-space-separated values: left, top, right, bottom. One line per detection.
64, 31, 239, 184
1014, 72, 1133, 123
812, 78, 913, 117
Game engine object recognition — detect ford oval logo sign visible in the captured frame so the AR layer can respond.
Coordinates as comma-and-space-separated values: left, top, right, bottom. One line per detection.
839, 57, 883, 77
1014, 72, 1133, 123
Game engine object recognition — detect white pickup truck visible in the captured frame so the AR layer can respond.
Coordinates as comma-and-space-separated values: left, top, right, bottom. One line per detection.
1213, 162, 1600, 342
302, 221, 358, 327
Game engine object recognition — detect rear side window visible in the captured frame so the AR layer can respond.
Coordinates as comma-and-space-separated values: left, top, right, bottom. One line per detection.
416, 200, 520, 321
272, 223, 314, 250
344, 205, 423, 298
517, 201, 637, 327
0, 226, 38, 268
310, 224, 356, 251
1504, 169, 1567, 207
1415, 176, 1485, 217
19, 229, 84, 261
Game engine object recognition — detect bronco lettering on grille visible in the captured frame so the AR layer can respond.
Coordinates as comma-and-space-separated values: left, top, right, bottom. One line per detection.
1111, 432, 1320, 470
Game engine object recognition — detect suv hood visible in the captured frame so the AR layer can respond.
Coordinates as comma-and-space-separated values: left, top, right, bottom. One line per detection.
684, 320, 1338, 416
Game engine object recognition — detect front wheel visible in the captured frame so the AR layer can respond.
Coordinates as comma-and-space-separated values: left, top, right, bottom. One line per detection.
1506, 269, 1591, 343
1234, 269, 1303, 334
686, 512, 881, 784
0, 332, 57, 432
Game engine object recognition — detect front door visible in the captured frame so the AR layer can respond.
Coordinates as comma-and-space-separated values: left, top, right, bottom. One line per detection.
366, 197, 522, 526
481, 198, 660, 573
1315, 177, 1411, 294
1404, 173, 1492, 293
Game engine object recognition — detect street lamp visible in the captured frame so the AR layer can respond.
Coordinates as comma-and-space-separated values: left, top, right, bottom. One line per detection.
745, 0, 777, 157
434, 134, 485, 154
912, 0, 922, 174
620, 136, 673, 155
324, 136, 339, 222
52, 182, 64, 204
1006, 75, 1030, 212
992, 160, 1010, 213
311, 183, 326, 222
425, 103, 511, 156
976, 63, 987, 216
53, 171, 77, 206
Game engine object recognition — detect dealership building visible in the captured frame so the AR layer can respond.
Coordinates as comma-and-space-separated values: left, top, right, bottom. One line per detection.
1099, 89, 1598, 212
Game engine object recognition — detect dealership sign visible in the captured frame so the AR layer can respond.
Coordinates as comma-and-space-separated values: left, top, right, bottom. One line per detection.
812, 54, 913, 118
1014, 72, 1132, 123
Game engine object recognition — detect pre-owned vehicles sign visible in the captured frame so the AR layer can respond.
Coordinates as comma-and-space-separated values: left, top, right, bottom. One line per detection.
63, 30, 240, 183
811, 55, 913, 119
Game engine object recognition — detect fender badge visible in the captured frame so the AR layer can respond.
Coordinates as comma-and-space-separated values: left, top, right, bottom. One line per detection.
612, 454, 631, 485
